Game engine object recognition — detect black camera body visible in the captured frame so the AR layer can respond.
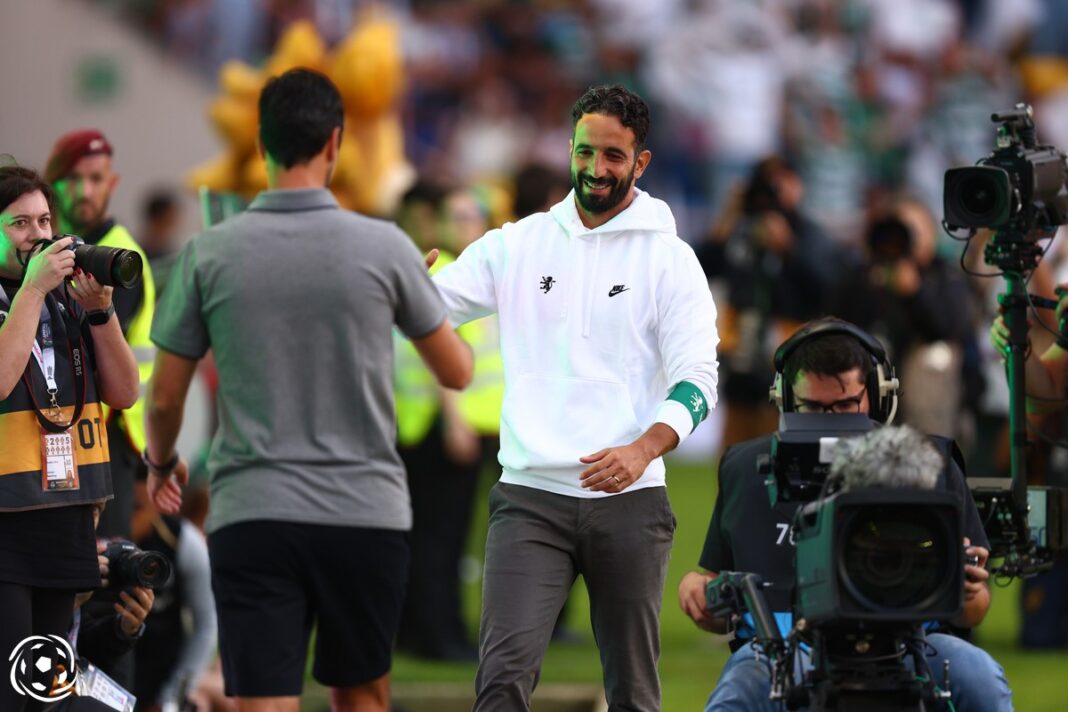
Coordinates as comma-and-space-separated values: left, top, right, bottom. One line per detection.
761, 413, 874, 506
50, 233, 143, 289
102, 539, 172, 590
943, 105, 1068, 233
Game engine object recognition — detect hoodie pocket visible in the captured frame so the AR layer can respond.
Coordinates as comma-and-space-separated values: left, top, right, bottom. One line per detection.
499, 373, 643, 470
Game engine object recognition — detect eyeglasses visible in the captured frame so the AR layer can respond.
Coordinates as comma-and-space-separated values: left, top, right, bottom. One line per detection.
795, 392, 866, 414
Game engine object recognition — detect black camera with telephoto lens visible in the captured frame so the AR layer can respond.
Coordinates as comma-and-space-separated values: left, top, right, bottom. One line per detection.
103, 539, 172, 590
49, 233, 143, 289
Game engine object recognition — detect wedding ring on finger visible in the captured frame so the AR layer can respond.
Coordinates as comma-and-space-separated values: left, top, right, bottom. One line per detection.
611, 475, 622, 485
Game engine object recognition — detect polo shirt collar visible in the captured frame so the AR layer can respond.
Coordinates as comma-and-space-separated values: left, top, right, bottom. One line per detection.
248, 188, 339, 212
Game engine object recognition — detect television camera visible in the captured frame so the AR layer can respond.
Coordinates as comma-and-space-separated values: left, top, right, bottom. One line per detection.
710, 416, 965, 711
943, 104, 1068, 578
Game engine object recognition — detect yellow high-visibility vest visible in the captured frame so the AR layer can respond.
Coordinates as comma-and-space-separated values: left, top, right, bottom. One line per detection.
456, 315, 503, 436
97, 223, 155, 451
394, 253, 454, 447
393, 251, 504, 445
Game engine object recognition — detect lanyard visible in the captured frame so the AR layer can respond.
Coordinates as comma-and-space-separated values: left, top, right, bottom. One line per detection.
28, 304, 58, 402
0, 287, 56, 393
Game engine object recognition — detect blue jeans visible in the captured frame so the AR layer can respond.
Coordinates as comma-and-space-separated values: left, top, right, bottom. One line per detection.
706, 633, 1013, 712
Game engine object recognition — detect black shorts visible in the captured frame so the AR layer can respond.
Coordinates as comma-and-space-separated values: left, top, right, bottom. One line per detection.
207, 520, 409, 697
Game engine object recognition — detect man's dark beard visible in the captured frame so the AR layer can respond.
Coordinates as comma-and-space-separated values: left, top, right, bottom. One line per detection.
571, 161, 636, 216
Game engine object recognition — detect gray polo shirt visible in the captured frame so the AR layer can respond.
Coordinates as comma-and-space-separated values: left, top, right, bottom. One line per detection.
151, 188, 445, 533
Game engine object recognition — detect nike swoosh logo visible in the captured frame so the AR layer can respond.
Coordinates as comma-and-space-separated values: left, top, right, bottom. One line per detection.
608, 287, 630, 297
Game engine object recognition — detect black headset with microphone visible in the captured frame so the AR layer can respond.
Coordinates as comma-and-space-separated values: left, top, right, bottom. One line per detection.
768, 318, 900, 423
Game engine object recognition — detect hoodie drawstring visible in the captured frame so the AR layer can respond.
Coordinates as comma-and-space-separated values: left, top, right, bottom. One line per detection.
583, 234, 601, 338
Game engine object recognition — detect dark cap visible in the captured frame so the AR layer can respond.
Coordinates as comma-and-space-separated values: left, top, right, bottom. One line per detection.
45, 129, 114, 183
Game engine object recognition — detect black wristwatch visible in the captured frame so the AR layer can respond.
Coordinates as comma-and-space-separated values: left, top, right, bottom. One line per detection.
86, 304, 115, 326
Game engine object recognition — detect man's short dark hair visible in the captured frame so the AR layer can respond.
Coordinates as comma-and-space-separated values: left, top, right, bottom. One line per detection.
143, 188, 177, 223
400, 178, 447, 211
783, 333, 874, 391
570, 84, 650, 152
258, 68, 344, 169
0, 163, 56, 216
513, 163, 568, 219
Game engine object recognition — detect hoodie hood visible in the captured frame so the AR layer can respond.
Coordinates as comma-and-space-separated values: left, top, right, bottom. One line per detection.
549, 187, 678, 239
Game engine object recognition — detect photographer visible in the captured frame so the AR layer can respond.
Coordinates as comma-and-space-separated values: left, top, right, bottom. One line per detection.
678, 318, 1012, 711
71, 503, 156, 699
697, 156, 841, 447
829, 198, 975, 438
0, 163, 138, 712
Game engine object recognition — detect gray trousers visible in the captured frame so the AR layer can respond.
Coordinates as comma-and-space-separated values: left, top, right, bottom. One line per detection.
474, 482, 676, 712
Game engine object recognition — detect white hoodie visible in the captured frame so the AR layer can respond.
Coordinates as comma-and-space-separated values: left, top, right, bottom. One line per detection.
433, 188, 719, 497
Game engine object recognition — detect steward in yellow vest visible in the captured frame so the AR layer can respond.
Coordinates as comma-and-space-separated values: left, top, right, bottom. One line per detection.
46, 130, 157, 538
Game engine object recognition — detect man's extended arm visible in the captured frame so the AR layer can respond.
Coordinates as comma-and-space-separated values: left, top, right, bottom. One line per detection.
432, 228, 504, 327
412, 321, 473, 391
144, 350, 198, 513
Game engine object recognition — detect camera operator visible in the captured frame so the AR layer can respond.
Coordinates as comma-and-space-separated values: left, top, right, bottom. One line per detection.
991, 293, 1068, 649
0, 163, 138, 712
990, 291, 1068, 402
677, 318, 1012, 711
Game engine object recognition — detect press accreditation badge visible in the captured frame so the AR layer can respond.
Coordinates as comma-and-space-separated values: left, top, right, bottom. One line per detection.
76, 661, 136, 711
40, 431, 80, 491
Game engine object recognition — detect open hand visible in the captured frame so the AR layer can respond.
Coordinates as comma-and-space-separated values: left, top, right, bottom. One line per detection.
146, 457, 189, 514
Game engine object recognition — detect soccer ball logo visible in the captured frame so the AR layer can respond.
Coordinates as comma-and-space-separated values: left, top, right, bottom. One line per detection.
8, 635, 77, 702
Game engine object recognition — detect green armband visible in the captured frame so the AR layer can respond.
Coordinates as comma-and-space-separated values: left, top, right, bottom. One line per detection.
667, 381, 708, 432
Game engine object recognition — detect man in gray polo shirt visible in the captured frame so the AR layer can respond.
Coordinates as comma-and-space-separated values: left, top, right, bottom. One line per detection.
143, 68, 472, 712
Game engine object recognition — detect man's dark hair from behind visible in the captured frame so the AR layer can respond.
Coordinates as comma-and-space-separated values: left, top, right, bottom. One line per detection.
783, 333, 874, 394
258, 68, 344, 169
400, 179, 448, 211
142, 189, 177, 224
570, 84, 650, 152
0, 163, 56, 215
513, 163, 567, 220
